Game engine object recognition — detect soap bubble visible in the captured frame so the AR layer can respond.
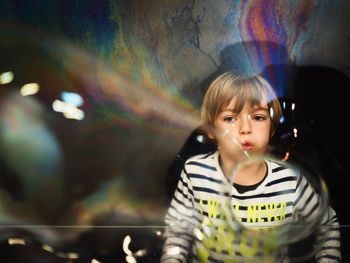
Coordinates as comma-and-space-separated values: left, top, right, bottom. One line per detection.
0, 23, 201, 249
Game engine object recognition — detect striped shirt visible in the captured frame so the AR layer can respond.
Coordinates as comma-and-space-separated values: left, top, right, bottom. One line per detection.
161, 151, 341, 263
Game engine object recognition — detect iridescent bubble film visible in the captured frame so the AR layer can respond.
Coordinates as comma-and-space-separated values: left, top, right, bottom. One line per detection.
0, 0, 349, 262
0, 25, 200, 232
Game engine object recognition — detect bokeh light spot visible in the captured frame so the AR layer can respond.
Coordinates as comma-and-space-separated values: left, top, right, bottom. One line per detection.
0, 71, 14, 84
61, 91, 83, 107
20, 83, 40, 96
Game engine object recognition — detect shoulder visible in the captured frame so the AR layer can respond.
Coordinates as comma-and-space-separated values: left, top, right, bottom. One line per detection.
185, 151, 216, 164
266, 159, 299, 175
184, 151, 218, 172
264, 159, 300, 186
185, 151, 216, 163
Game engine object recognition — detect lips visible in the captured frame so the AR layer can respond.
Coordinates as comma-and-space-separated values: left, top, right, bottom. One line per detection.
241, 141, 253, 151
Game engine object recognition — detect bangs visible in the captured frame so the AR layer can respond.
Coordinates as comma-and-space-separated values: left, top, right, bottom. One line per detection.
218, 77, 274, 114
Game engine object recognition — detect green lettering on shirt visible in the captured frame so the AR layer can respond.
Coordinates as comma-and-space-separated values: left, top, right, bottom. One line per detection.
207, 199, 220, 219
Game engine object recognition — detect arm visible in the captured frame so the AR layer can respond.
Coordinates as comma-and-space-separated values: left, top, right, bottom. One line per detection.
315, 207, 341, 263
294, 174, 341, 263
161, 167, 196, 263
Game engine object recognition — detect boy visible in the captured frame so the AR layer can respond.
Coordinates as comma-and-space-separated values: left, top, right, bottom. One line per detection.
161, 72, 341, 262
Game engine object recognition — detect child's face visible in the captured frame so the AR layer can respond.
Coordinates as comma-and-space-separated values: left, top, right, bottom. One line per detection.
212, 98, 272, 159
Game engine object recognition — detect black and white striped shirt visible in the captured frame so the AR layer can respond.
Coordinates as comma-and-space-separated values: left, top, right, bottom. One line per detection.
162, 151, 341, 263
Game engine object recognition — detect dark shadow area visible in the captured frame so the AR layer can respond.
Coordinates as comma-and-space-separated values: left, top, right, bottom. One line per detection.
0, 227, 164, 263
265, 64, 350, 223
268, 64, 350, 262
165, 125, 217, 201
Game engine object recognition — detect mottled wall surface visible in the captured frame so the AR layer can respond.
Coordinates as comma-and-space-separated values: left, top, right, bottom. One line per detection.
1, 0, 349, 100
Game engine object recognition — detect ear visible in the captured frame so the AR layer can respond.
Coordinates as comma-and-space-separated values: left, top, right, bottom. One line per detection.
198, 122, 215, 141
207, 133, 215, 140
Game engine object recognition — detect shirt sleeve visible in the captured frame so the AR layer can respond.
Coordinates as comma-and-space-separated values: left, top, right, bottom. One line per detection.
161, 166, 197, 263
315, 207, 341, 263
293, 174, 341, 263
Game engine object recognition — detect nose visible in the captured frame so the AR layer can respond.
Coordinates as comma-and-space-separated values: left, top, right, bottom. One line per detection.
239, 115, 251, 135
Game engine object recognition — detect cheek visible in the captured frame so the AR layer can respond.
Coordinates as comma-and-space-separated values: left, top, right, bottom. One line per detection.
219, 127, 239, 141
255, 123, 271, 138
213, 121, 229, 135
213, 125, 235, 142
259, 128, 271, 145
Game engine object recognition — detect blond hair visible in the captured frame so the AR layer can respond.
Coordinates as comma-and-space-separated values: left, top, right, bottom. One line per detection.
201, 72, 282, 133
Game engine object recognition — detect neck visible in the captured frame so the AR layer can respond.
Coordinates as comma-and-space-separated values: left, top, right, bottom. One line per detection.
219, 153, 266, 186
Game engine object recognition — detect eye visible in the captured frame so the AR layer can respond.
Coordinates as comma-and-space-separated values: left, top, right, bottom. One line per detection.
253, 115, 267, 121
223, 116, 236, 122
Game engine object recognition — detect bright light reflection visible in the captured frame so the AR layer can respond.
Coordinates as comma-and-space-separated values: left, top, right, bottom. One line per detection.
63, 109, 85, 120
134, 249, 147, 257
67, 252, 80, 259
0, 71, 14, 84
291, 103, 296, 111
194, 227, 204, 240
123, 235, 133, 256
42, 244, 55, 253
196, 135, 204, 143
293, 128, 298, 138
155, 230, 162, 236
166, 246, 181, 255
280, 116, 285, 123
20, 83, 40, 96
203, 225, 211, 237
126, 255, 137, 263
61, 91, 83, 107
52, 99, 85, 120
8, 238, 26, 246
282, 152, 290, 162
91, 259, 101, 263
